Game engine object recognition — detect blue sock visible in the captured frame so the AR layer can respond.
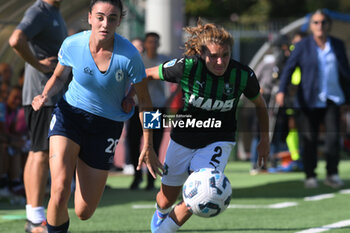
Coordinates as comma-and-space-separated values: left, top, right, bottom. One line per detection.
47, 220, 69, 233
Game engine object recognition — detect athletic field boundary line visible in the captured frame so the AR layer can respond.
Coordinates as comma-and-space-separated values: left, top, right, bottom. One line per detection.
132, 189, 350, 210
295, 219, 350, 233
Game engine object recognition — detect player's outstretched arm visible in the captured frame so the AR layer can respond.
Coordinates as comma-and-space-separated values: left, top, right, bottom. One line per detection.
134, 78, 164, 178
32, 63, 71, 111
251, 94, 270, 168
146, 66, 161, 80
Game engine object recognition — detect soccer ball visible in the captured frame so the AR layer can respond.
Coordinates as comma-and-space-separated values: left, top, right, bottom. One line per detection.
182, 168, 232, 218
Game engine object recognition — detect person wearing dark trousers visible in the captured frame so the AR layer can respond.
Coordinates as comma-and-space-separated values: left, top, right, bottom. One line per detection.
297, 101, 341, 180
276, 9, 350, 189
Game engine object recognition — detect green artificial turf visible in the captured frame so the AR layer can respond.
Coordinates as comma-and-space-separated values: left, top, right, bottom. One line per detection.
1, 160, 350, 233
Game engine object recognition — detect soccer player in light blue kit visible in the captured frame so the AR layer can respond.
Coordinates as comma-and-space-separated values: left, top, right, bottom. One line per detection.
31, 1, 163, 232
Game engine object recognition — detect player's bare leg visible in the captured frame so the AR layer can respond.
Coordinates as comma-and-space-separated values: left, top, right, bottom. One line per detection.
47, 136, 79, 227
169, 201, 192, 225
156, 184, 182, 209
74, 157, 108, 220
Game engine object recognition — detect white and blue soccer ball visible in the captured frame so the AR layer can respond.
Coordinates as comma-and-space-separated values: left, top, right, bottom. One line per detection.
182, 168, 232, 218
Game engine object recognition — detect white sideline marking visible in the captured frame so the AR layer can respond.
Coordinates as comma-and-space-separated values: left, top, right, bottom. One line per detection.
133, 204, 155, 209
132, 202, 298, 210
339, 189, 350, 194
132, 190, 348, 210
295, 219, 350, 233
229, 202, 297, 209
304, 194, 334, 201
268, 202, 298, 208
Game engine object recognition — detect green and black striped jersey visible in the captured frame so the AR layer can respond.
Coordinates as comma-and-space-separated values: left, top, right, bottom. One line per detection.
159, 55, 260, 149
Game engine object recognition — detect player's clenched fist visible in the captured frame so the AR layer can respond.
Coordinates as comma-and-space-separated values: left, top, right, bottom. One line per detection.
32, 94, 47, 111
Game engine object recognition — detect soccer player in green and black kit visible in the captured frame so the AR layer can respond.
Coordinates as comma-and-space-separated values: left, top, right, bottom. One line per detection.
144, 20, 270, 233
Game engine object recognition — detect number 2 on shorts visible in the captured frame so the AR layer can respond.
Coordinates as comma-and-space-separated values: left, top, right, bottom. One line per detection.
209, 146, 222, 168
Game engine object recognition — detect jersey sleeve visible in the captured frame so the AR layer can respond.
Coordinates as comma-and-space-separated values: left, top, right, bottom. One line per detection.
127, 52, 147, 84
243, 68, 260, 100
159, 58, 185, 83
58, 37, 73, 67
16, 6, 48, 40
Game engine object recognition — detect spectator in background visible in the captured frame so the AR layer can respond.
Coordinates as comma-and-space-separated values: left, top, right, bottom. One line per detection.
249, 51, 281, 174
0, 63, 13, 86
277, 31, 308, 172
5, 86, 26, 196
118, 37, 146, 176
8, 0, 68, 232
0, 83, 9, 198
249, 35, 293, 174
131, 37, 144, 54
0, 86, 26, 201
276, 9, 350, 188
0, 82, 10, 103
17, 68, 25, 89
126, 32, 170, 190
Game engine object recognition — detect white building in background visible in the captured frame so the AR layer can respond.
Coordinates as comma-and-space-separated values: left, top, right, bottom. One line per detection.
119, 0, 184, 57
145, 0, 184, 57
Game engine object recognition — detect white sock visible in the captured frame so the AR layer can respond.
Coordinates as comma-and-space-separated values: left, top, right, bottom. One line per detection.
26, 204, 32, 221
156, 203, 172, 215
31, 206, 46, 224
156, 216, 180, 233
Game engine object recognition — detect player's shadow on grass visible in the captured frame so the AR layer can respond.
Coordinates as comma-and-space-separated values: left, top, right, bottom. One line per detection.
84, 177, 350, 208
0, 187, 159, 211
98, 178, 350, 207
233, 179, 350, 199
1, 178, 348, 210
97, 187, 159, 207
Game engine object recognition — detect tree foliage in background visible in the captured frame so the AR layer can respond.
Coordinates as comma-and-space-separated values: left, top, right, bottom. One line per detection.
185, 0, 257, 22
185, 0, 350, 24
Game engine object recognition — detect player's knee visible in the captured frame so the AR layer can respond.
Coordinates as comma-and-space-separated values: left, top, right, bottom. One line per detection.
156, 191, 176, 209
75, 207, 94, 220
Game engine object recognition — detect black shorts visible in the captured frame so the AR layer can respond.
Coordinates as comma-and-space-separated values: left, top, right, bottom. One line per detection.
49, 99, 124, 170
24, 105, 54, 152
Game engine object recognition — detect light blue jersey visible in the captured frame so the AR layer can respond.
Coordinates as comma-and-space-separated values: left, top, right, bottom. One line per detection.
58, 31, 146, 121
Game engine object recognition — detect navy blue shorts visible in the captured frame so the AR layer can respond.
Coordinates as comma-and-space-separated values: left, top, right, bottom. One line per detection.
48, 99, 124, 170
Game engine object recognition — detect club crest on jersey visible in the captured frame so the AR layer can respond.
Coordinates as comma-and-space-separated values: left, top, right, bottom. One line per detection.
164, 59, 177, 68
115, 69, 124, 82
84, 67, 93, 75
224, 83, 233, 96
